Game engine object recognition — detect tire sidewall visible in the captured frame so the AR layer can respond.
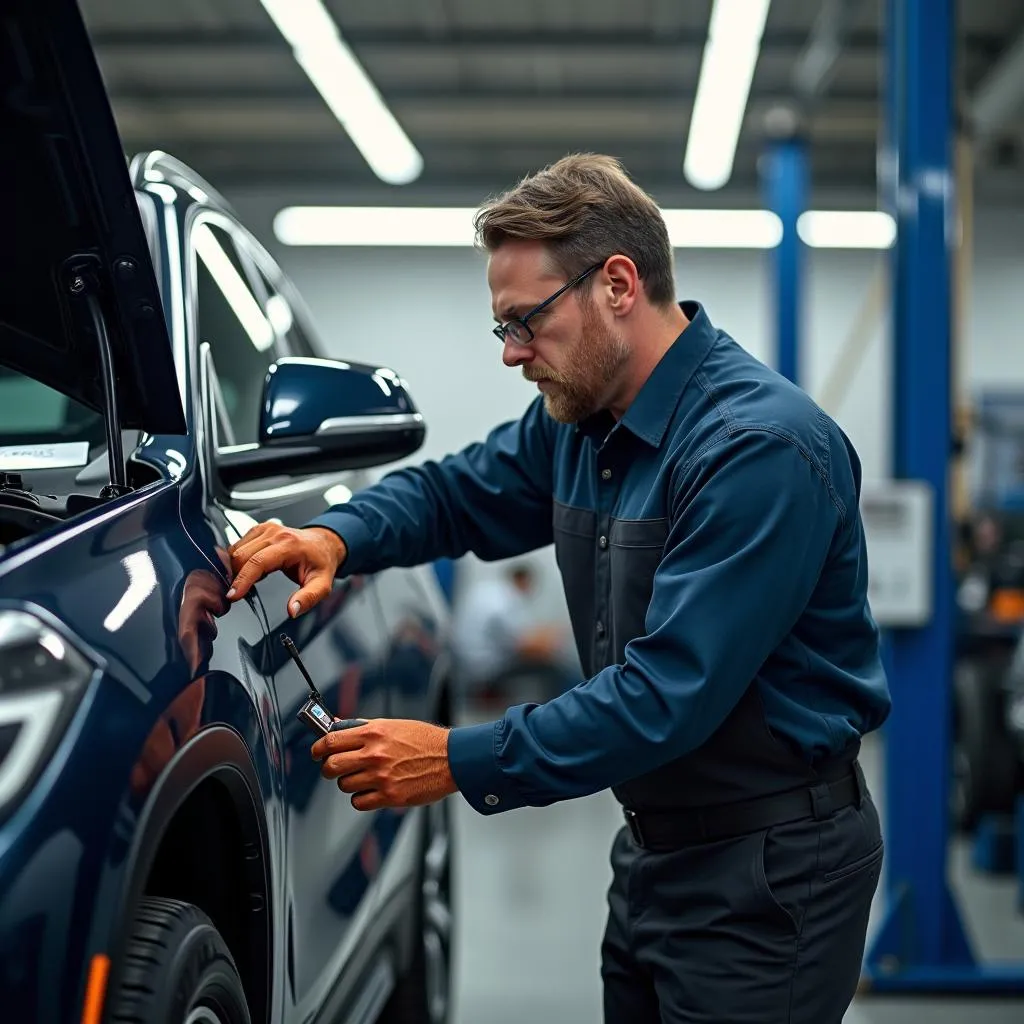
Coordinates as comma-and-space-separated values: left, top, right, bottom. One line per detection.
168, 933, 250, 1024
109, 901, 251, 1024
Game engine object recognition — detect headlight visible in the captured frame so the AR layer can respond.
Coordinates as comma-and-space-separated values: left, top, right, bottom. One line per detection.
0, 610, 96, 821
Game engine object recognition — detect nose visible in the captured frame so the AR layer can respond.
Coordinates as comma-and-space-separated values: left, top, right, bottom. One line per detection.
502, 337, 533, 368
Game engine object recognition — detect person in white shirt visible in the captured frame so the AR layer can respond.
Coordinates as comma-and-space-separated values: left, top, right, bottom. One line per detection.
451, 564, 564, 704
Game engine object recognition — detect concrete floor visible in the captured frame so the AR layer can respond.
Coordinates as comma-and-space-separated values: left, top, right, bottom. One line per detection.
448, 716, 1024, 1024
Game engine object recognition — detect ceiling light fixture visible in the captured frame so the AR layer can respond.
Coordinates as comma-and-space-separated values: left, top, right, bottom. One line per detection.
273, 206, 785, 249
273, 206, 895, 250
258, 0, 422, 185
661, 209, 783, 248
684, 0, 773, 191
275, 206, 477, 247
797, 211, 897, 248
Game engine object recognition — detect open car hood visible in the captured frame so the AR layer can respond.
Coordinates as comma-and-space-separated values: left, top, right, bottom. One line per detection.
0, 0, 187, 436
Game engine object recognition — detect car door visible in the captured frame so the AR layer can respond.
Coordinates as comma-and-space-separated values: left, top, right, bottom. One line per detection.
187, 212, 392, 1017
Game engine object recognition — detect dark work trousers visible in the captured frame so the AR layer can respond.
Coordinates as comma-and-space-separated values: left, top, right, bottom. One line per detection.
600, 792, 883, 1023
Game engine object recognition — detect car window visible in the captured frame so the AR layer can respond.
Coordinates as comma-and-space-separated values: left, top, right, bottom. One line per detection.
192, 222, 277, 447
0, 366, 105, 447
244, 246, 318, 359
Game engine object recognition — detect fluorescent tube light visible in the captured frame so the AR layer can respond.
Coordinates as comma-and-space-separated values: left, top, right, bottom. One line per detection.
684, 0, 773, 191
797, 211, 896, 248
273, 207, 896, 250
661, 209, 782, 248
273, 206, 784, 249
258, 0, 422, 185
275, 207, 477, 247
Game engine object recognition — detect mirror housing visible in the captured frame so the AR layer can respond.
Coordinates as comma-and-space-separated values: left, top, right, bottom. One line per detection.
217, 357, 426, 488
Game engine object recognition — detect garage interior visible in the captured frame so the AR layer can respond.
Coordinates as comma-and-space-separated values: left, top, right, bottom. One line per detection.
82, 0, 1024, 1020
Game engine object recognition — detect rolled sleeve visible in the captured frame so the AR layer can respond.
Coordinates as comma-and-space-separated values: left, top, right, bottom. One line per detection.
447, 720, 527, 815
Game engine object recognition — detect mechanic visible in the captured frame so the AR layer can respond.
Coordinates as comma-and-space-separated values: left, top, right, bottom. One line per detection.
227, 153, 892, 1024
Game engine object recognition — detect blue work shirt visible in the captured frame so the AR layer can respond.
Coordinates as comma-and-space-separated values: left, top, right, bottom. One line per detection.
306, 301, 891, 816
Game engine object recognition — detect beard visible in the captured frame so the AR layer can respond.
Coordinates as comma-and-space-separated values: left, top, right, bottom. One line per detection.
523, 301, 630, 423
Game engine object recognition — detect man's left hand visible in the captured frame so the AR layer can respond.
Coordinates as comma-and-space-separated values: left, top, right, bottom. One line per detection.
311, 719, 458, 811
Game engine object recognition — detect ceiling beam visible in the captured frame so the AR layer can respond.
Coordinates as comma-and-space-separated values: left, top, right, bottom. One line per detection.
106, 95, 879, 143
87, 25, 1003, 58
103, 82, 880, 104
138, 152, 881, 197
86, 26, 859, 52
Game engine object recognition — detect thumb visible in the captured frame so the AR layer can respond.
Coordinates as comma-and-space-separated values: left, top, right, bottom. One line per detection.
288, 571, 334, 618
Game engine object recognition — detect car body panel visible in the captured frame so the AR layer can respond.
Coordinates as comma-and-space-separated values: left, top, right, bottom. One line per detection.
0, 107, 452, 1023
149, 159, 434, 1017
0, 476, 275, 1021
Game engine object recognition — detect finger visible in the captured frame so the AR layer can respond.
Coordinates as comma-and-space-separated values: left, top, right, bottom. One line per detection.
321, 752, 365, 780
288, 570, 336, 618
226, 521, 275, 556
352, 790, 386, 812
310, 722, 370, 760
335, 770, 376, 793
228, 546, 291, 602
227, 532, 278, 580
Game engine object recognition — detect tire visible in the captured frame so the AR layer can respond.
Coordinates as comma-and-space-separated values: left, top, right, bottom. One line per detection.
107, 896, 251, 1024
379, 797, 455, 1024
951, 658, 1018, 831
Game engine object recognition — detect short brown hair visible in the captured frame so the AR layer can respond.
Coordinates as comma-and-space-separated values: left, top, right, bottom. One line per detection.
473, 153, 676, 308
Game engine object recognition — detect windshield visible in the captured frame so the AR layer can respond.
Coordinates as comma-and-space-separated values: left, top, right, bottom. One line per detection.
0, 367, 106, 448
0, 191, 163, 452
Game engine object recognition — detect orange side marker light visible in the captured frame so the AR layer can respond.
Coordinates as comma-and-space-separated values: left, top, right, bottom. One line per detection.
81, 953, 111, 1024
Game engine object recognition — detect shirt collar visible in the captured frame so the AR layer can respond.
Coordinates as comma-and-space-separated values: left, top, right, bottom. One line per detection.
577, 300, 717, 448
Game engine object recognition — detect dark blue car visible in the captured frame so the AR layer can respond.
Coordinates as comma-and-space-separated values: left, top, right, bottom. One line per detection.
0, 3, 456, 1022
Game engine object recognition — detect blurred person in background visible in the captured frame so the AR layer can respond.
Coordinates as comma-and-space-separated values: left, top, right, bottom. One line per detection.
227, 153, 891, 1024
451, 563, 568, 710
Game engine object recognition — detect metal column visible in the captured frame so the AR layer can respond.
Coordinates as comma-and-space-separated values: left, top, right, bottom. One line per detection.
862, 0, 1024, 993
762, 136, 807, 385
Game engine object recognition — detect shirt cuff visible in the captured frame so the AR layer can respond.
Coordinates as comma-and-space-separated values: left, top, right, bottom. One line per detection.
447, 720, 524, 815
303, 510, 374, 575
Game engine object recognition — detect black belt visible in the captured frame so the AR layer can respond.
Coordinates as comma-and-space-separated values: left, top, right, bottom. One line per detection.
622, 760, 866, 851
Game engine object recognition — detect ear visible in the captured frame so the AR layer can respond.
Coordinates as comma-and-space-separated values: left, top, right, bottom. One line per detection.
601, 255, 641, 318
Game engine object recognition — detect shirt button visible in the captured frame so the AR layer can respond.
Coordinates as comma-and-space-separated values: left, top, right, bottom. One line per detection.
596, 621, 606, 638
598, 535, 608, 549
601, 468, 612, 480
484, 794, 499, 807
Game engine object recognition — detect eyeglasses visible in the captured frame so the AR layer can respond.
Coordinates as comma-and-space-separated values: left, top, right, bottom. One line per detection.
492, 259, 606, 345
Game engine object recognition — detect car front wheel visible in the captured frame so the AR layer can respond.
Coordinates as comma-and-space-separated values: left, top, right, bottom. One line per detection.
107, 896, 251, 1024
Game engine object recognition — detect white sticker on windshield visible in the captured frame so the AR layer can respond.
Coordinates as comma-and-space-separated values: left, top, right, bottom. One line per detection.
0, 442, 91, 470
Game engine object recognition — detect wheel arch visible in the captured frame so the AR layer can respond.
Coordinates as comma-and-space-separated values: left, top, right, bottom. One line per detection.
105, 725, 273, 1023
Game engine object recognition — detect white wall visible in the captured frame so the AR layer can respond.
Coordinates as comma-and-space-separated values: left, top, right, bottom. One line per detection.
227, 193, 1024, 636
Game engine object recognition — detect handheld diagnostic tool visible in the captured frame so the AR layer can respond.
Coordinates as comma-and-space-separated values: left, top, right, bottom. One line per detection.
280, 634, 367, 737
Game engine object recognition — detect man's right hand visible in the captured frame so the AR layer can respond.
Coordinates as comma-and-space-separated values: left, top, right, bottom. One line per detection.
226, 522, 348, 618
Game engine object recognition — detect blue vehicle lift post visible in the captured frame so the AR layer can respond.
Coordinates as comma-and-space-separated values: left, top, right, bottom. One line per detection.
762, 133, 807, 386
862, 0, 1024, 993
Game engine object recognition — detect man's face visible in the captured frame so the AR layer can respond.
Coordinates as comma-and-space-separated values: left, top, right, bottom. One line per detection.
488, 240, 630, 423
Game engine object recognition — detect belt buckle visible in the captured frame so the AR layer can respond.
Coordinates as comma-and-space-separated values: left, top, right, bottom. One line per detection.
623, 808, 646, 848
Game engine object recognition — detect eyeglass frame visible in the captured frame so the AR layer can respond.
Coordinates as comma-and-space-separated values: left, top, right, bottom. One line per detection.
491, 258, 607, 345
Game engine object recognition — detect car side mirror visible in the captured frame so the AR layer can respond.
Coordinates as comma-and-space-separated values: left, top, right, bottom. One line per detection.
216, 357, 426, 488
